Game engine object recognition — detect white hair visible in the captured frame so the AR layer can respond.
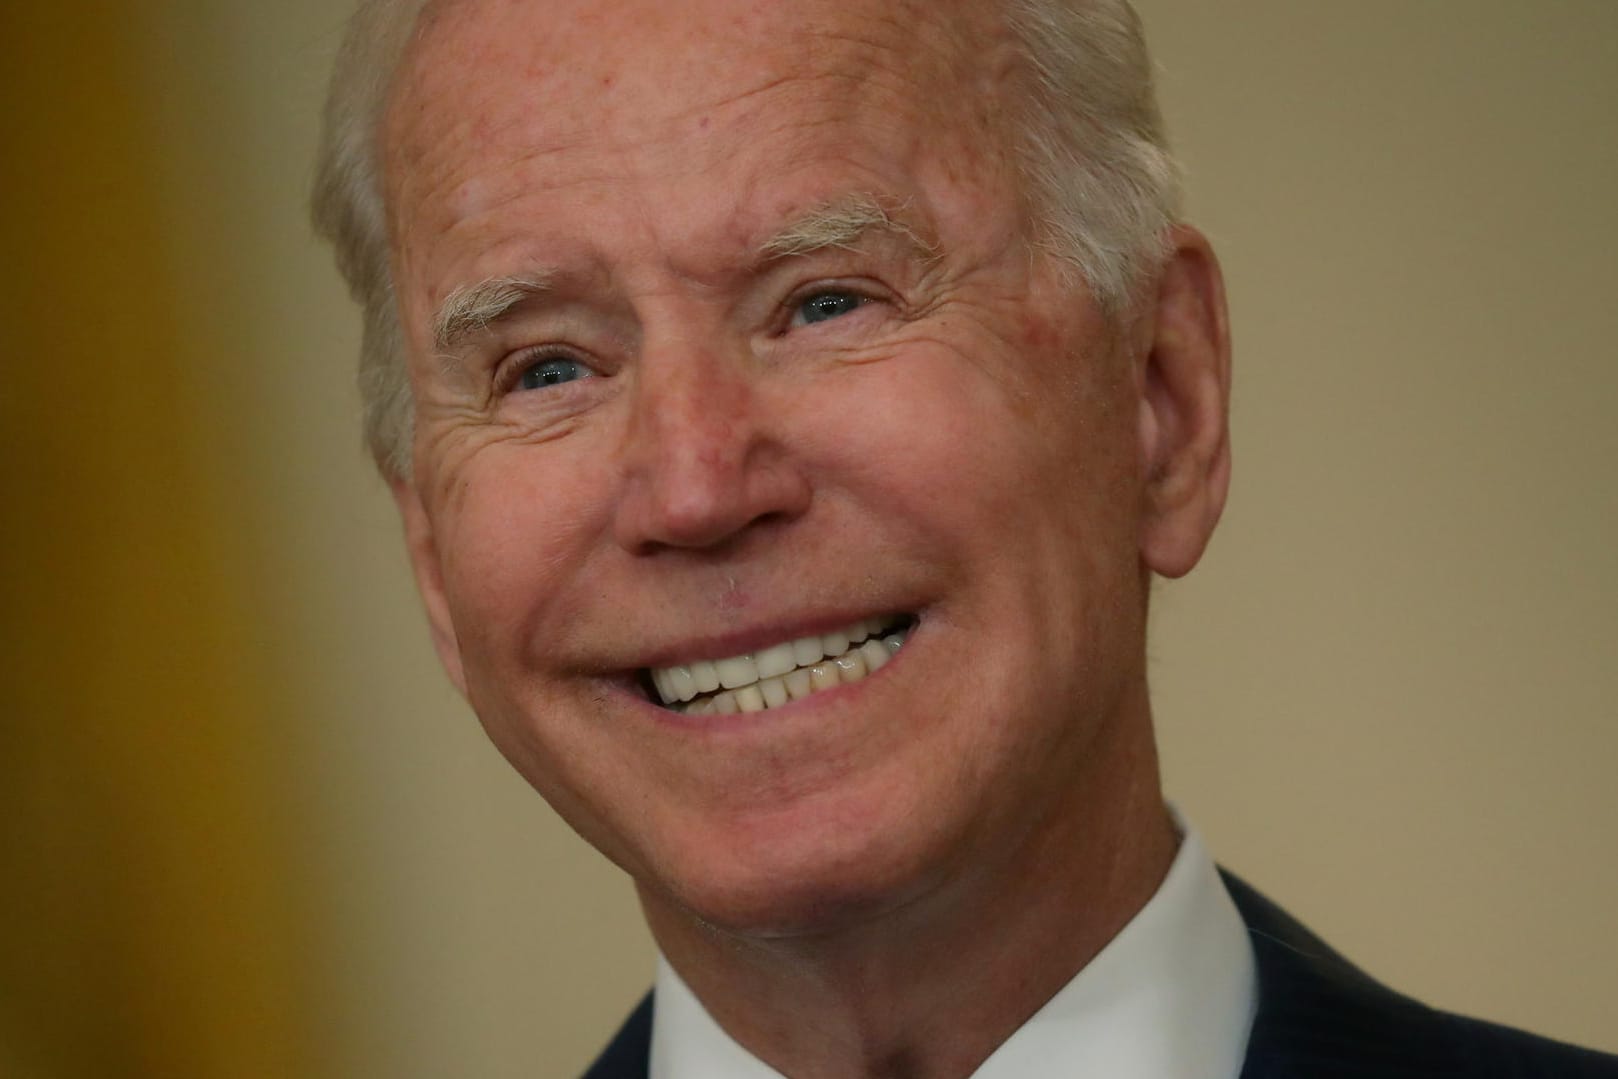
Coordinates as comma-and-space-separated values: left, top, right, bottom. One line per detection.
310, 0, 1182, 479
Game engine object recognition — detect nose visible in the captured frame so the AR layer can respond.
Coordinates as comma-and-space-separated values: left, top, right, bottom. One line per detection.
612, 344, 811, 554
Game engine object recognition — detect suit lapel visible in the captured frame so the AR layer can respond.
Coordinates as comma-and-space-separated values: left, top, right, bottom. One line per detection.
1223, 871, 1466, 1078
584, 875, 1615, 1078
581, 992, 653, 1079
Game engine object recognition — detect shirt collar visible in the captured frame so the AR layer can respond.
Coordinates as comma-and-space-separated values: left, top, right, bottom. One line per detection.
650, 818, 1256, 1079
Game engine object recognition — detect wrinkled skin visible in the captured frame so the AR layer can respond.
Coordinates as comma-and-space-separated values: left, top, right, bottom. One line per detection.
383, 0, 1228, 1071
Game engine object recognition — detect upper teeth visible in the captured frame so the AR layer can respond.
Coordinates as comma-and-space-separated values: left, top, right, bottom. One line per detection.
650, 616, 910, 715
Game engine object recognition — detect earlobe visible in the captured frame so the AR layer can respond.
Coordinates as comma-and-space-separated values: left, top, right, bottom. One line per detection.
1137, 225, 1233, 579
389, 474, 468, 695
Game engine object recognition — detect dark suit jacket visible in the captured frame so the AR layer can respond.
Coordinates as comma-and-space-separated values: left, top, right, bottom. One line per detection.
582, 871, 1618, 1078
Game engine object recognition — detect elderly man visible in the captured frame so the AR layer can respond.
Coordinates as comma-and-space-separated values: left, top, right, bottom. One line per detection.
312, 1, 1618, 1076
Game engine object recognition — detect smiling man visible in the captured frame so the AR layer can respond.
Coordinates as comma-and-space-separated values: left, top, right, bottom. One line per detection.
312, 2, 1618, 1077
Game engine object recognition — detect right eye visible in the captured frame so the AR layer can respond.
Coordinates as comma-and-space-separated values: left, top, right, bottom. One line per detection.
516, 355, 595, 391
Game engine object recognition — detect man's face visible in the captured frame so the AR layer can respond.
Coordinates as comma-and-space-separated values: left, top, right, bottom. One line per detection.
385, 0, 1170, 934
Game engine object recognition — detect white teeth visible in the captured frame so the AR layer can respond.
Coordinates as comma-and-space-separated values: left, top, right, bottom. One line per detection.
667, 665, 697, 703
759, 676, 789, 709
833, 650, 867, 683
783, 668, 813, 700
715, 655, 758, 689
754, 641, 797, 680
691, 660, 720, 694
792, 636, 824, 667
650, 616, 913, 713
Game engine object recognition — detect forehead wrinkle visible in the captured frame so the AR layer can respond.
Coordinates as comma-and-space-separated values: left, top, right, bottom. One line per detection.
394, 3, 956, 184
387, 0, 991, 202
392, 0, 1018, 341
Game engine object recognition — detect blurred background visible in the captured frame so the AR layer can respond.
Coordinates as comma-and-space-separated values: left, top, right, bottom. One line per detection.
1, 1, 1613, 1075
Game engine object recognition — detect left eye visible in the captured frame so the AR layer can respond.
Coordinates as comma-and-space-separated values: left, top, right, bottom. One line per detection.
517, 356, 594, 391
790, 290, 866, 328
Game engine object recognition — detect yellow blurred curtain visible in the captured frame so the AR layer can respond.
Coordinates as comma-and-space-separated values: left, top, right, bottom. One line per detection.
0, 5, 317, 1077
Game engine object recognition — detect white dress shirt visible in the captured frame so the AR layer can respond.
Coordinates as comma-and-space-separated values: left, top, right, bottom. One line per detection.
649, 820, 1257, 1078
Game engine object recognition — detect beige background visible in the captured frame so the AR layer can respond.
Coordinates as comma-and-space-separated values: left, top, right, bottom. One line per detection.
6, 2, 1613, 1076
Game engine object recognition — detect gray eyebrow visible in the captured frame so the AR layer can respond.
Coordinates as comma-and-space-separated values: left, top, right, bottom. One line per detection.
758, 194, 936, 261
432, 273, 554, 352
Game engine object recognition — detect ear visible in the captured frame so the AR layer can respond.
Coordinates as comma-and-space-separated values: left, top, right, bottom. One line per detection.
389, 474, 469, 695
1136, 225, 1232, 579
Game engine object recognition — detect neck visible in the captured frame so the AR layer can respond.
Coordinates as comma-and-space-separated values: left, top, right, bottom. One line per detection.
639, 699, 1177, 1079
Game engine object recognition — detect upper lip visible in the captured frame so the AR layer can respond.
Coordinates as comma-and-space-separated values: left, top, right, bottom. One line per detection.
628, 610, 916, 671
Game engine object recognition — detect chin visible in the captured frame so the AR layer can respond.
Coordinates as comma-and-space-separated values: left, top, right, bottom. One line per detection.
657, 858, 943, 942
640, 797, 960, 940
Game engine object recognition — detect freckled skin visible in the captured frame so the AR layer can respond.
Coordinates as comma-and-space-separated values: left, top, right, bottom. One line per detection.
385, 0, 1229, 1074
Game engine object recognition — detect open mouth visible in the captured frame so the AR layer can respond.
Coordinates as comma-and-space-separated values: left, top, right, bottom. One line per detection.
642, 614, 915, 716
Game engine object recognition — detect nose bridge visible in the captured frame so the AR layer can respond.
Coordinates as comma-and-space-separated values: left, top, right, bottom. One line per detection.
614, 330, 806, 552
639, 339, 752, 484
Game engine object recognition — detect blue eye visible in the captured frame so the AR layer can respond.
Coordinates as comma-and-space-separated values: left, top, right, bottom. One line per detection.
517, 356, 593, 391
792, 290, 865, 327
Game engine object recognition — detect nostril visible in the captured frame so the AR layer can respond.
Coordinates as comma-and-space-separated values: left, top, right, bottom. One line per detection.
749, 509, 795, 531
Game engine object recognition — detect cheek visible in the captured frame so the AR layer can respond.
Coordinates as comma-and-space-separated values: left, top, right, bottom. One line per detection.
808, 343, 1103, 527
430, 445, 615, 663
813, 338, 1144, 637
